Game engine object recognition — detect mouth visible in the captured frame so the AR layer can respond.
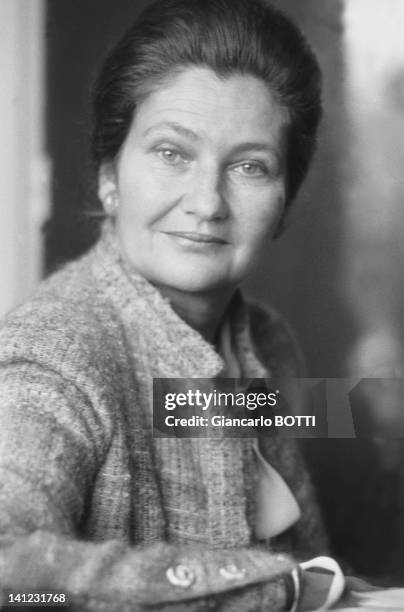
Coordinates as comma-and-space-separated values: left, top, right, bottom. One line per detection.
163, 231, 228, 245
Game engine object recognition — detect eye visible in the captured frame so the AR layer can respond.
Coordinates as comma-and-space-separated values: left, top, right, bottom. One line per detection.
232, 161, 268, 178
156, 147, 188, 166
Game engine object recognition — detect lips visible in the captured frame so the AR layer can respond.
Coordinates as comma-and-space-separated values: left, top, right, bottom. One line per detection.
163, 231, 228, 244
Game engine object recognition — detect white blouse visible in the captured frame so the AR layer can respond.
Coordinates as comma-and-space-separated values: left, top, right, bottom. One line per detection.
217, 316, 301, 539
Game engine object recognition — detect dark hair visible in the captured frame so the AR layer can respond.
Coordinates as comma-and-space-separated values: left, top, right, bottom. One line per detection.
92, 0, 322, 203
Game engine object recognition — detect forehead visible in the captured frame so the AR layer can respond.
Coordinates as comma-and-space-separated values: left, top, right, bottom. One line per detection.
128, 67, 289, 149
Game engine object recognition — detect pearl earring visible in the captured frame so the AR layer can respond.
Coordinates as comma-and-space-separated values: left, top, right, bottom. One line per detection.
104, 192, 119, 216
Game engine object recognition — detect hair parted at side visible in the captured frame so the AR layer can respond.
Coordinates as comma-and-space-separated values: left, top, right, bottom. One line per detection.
92, 0, 322, 203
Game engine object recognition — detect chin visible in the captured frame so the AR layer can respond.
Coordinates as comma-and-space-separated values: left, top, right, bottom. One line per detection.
154, 266, 239, 294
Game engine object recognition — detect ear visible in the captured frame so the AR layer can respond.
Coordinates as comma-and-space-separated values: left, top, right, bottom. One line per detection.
98, 161, 118, 205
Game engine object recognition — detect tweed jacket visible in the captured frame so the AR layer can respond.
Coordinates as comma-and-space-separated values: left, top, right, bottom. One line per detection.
0, 225, 327, 611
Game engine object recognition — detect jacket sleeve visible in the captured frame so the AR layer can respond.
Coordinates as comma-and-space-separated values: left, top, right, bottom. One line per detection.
0, 360, 296, 612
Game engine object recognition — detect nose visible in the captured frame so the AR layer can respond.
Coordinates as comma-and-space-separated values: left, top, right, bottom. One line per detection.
180, 167, 228, 221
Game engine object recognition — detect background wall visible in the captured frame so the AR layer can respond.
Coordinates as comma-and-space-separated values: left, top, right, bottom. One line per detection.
6, 0, 404, 582
0, 0, 48, 316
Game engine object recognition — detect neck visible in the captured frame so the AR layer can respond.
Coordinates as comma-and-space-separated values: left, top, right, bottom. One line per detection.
155, 285, 236, 344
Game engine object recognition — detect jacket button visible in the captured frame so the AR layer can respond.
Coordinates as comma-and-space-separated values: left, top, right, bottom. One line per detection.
219, 563, 247, 580
166, 564, 195, 588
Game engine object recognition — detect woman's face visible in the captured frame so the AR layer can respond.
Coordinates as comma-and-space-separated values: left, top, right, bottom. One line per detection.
103, 67, 288, 293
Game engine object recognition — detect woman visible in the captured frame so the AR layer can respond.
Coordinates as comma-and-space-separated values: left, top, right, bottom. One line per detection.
0, 0, 337, 609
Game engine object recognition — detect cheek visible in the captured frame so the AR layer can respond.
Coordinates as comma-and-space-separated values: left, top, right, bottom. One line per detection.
118, 169, 165, 225
235, 192, 285, 248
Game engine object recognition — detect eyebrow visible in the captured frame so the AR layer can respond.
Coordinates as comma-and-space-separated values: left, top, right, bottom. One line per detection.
230, 142, 282, 161
142, 121, 283, 162
142, 121, 201, 141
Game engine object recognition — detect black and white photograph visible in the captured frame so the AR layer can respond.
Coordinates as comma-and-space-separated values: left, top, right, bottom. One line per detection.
1, 0, 404, 610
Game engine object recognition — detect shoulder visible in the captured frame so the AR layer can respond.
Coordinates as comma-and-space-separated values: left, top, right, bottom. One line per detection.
247, 299, 305, 376
0, 250, 124, 393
